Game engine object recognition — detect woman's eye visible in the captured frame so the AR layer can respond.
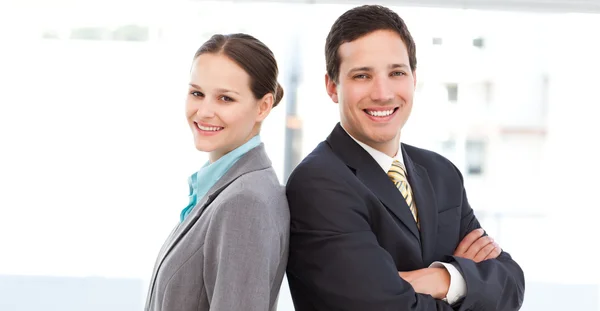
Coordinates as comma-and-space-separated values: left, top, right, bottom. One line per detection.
220, 95, 234, 102
191, 91, 204, 97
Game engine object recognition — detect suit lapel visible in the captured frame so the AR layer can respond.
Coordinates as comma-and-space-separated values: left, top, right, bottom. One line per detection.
147, 144, 272, 301
402, 145, 438, 264
326, 124, 420, 241
356, 164, 421, 241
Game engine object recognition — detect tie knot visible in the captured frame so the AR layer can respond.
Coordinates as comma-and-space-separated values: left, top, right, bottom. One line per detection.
390, 159, 406, 172
387, 160, 407, 182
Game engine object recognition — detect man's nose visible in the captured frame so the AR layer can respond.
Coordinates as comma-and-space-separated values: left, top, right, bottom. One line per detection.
370, 76, 394, 102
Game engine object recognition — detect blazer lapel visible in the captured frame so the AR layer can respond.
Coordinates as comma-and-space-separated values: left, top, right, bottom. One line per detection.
356, 163, 421, 241
402, 145, 438, 264
147, 144, 272, 299
326, 124, 420, 241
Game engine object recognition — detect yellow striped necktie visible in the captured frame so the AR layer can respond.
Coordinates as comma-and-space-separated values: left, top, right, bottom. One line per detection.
387, 160, 419, 228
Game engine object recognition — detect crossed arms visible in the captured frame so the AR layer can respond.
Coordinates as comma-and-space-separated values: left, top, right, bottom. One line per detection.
398, 228, 503, 301
286, 167, 525, 311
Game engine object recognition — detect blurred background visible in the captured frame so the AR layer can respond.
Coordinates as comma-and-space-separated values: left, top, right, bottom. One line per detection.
1, 0, 599, 310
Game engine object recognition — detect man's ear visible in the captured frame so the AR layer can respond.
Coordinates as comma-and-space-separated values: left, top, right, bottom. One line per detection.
412, 70, 417, 88
325, 73, 339, 103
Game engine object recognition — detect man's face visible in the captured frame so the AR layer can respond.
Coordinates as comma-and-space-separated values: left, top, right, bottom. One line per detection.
326, 29, 416, 157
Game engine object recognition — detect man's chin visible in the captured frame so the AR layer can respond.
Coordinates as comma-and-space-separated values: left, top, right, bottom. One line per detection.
367, 131, 400, 144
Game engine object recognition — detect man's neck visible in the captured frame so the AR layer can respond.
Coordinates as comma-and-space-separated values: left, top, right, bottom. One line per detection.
340, 125, 400, 157
370, 141, 399, 158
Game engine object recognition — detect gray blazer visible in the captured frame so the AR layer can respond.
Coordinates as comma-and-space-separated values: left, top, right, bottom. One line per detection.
145, 144, 290, 311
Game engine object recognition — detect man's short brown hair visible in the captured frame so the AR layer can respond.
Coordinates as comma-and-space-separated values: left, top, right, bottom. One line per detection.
325, 5, 417, 83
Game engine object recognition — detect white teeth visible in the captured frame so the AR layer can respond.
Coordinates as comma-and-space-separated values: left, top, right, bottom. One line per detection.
198, 125, 223, 131
367, 109, 394, 117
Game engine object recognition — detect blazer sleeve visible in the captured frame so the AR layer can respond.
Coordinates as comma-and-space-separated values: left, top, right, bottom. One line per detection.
451, 168, 525, 311
286, 167, 455, 311
203, 191, 284, 311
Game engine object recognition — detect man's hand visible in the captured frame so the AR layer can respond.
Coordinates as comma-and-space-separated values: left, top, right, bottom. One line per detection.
398, 268, 450, 300
454, 228, 501, 262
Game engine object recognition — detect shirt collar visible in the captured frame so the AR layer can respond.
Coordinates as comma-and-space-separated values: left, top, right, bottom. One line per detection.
341, 125, 404, 173
180, 134, 262, 221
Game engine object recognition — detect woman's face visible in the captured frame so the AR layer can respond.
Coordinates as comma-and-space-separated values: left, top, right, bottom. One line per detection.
186, 53, 272, 162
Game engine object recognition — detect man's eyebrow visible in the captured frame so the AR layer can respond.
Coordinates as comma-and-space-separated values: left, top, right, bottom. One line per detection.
389, 63, 410, 70
348, 66, 373, 74
347, 63, 410, 74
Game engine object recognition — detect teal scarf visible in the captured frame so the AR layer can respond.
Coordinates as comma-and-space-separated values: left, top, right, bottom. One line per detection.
180, 135, 262, 221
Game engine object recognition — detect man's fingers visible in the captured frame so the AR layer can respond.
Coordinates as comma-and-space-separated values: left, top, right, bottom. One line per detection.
398, 269, 426, 281
473, 242, 497, 262
464, 236, 494, 260
398, 271, 411, 281
454, 228, 484, 256
484, 243, 502, 260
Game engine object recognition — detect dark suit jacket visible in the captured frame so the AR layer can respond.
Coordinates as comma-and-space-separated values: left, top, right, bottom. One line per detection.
285, 123, 525, 311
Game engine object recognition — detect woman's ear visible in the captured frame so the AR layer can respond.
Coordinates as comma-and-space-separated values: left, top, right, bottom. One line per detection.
256, 93, 274, 123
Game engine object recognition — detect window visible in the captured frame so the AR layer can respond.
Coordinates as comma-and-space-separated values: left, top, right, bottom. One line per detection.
541, 73, 550, 119
473, 37, 485, 48
465, 139, 486, 175
483, 81, 494, 107
446, 83, 459, 102
441, 139, 456, 154
68, 25, 149, 41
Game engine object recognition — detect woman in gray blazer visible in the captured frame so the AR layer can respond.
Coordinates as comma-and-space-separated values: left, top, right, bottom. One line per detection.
145, 33, 289, 311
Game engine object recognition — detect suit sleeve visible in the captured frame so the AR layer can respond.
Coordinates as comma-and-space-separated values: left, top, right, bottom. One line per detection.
286, 168, 454, 311
203, 192, 284, 311
451, 169, 525, 311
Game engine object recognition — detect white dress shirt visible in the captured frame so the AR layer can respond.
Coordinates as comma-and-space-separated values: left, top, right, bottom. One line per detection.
344, 128, 466, 305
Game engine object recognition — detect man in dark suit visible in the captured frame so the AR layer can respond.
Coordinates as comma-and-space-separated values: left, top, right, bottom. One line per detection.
285, 5, 525, 311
